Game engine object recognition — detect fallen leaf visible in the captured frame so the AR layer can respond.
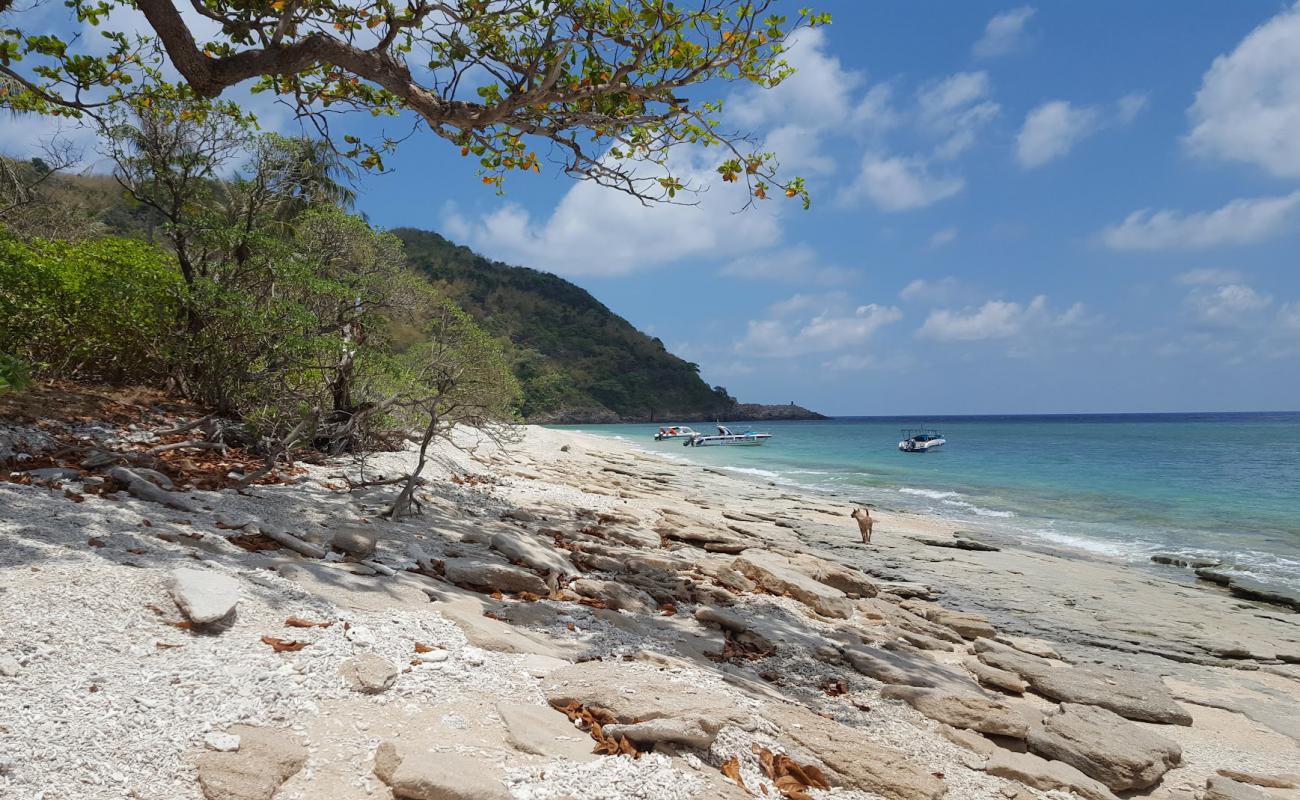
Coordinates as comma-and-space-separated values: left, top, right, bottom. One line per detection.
64, 489, 85, 503
155, 642, 182, 649
285, 616, 331, 628
414, 642, 435, 653
720, 756, 751, 794
260, 636, 308, 652
87, 537, 106, 548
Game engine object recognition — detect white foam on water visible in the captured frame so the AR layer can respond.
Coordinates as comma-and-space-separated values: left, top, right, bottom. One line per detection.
897, 487, 963, 500
725, 466, 783, 480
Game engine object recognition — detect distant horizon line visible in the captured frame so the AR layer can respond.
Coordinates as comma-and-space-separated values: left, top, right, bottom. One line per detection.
779, 410, 1300, 420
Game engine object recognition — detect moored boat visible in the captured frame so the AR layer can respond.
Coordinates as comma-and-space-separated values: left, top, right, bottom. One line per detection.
898, 428, 945, 452
654, 425, 700, 441
686, 425, 772, 447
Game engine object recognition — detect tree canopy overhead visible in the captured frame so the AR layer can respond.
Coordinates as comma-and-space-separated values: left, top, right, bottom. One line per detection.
1, 0, 828, 205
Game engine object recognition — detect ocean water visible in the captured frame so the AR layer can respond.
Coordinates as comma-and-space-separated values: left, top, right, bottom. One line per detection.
557, 414, 1300, 593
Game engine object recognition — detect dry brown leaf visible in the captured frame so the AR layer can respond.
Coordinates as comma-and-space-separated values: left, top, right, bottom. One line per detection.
284, 616, 331, 628
720, 756, 751, 794
659, 603, 677, 616
87, 537, 106, 548
260, 636, 308, 652
64, 489, 85, 503
517, 591, 543, 602
155, 642, 182, 649
414, 642, 435, 653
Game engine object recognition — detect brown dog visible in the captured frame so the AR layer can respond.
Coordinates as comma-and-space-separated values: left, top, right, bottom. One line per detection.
850, 507, 874, 544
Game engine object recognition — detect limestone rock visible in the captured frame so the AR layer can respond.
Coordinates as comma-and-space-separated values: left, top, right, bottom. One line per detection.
204, 732, 241, 752
772, 705, 947, 800
937, 724, 995, 756
974, 639, 1191, 725
605, 717, 721, 749
1215, 770, 1299, 790
544, 661, 751, 732
1027, 703, 1181, 791
496, 703, 594, 760
983, 749, 1118, 800
373, 741, 510, 800
732, 552, 852, 618
169, 568, 239, 626
442, 557, 547, 595
196, 725, 306, 800
1204, 776, 1274, 800
881, 685, 1032, 738
694, 605, 750, 633
964, 657, 1027, 694
490, 531, 579, 579
330, 526, 377, 559
339, 653, 399, 693
996, 635, 1061, 660
570, 578, 656, 613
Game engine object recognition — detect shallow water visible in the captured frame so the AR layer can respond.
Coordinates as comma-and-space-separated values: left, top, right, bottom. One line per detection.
557, 414, 1300, 592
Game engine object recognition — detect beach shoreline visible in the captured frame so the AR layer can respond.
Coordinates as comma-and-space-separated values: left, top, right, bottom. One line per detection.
2, 416, 1298, 800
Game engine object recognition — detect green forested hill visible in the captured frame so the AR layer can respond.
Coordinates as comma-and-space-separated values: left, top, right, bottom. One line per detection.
395, 228, 737, 422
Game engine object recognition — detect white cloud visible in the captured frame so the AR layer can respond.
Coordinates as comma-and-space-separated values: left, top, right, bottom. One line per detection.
1015, 93, 1148, 168
916, 72, 1000, 160
441, 149, 783, 276
1100, 192, 1300, 251
1015, 101, 1101, 168
900, 276, 966, 304
841, 155, 964, 212
1175, 268, 1245, 286
1185, 1, 1300, 178
736, 296, 902, 358
1186, 284, 1272, 326
928, 228, 959, 249
719, 246, 856, 285
731, 28, 864, 130
823, 353, 878, 371
973, 6, 1037, 59
1279, 302, 1300, 331
918, 295, 1084, 342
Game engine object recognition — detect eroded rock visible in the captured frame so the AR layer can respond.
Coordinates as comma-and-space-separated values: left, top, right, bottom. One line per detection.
442, 557, 547, 596
373, 741, 510, 800
1204, 776, 1274, 800
330, 527, 377, 559
196, 725, 306, 800
881, 685, 1033, 738
339, 653, 399, 694
983, 749, 1118, 800
733, 552, 852, 618
1027, 704, 1181, 791
169, 567, 239, 626
490, 531, 579, 579
570, 578, 656, 613
964, 657, 1027, 694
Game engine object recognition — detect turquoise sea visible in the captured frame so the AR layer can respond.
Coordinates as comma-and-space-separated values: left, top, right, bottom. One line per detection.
559, 414, 1300, 593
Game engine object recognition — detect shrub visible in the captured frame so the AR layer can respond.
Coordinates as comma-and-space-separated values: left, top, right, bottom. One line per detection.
0, 232, 183, 382
0, 353, 32, 393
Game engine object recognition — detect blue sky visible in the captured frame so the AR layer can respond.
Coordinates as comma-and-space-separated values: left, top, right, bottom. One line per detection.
7, 2, 1300, 415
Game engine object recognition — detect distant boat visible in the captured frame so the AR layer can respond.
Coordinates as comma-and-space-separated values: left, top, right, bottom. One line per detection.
686, 424, 772, 447
654, 425, 701, 441
899, 428, 945, 453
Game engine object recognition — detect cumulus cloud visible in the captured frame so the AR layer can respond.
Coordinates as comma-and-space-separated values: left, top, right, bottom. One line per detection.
441, 148, 784, 276
1099, 192, 1300, 251
1185, 1, 1300, 178
973, 7, 1037, 59
719, 246, 857, 285
1186, 284, 1272, 327
841, 155, 965, 212
736, 295, 902, 358
917, 295, 1084, 342
1015, 93, 1149, 168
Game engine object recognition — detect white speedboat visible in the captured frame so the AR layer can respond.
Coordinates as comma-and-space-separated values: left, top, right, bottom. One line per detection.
686, 425, 772, 447
898, 428, 945, 453
654, 425, 700, 441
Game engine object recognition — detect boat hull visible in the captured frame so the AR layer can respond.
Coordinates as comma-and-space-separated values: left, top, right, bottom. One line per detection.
687, 434, 771, 447
898, 438, 945, 452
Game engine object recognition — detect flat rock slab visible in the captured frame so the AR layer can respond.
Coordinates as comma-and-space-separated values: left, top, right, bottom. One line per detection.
442, 557, 547, 596
974, 639, 1191, 725
496, 702, 595, 761
984, 749, 1118, 800
570, 578, 656, 614
374, 741, 510, 800
964, 657, 1027, 694
1027, 703, 1181, 791
881, 685, 1033, 738
543, 661, 750, 731
732, 552, 852, 618
490, 531, 579, 579
771, 704, 947, 800
169, 568, 240, 625
1205, 776, 1275, 800
330, 526, 377, 559
196, 725, 306, 800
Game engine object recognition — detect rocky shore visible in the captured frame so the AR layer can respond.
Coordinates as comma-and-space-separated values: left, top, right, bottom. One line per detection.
1, 407, 1298, 800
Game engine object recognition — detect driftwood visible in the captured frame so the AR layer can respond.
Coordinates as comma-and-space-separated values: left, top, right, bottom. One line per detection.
255, 525, 326, 558
107, 466, 195, 512
357, 559, 397, 576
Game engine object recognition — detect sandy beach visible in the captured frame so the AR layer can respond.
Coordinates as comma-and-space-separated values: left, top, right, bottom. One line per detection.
2, 415, 1298, 800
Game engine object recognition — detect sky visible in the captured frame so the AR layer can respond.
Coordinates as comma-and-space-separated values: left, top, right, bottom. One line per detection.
7, 1, 1300, 415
